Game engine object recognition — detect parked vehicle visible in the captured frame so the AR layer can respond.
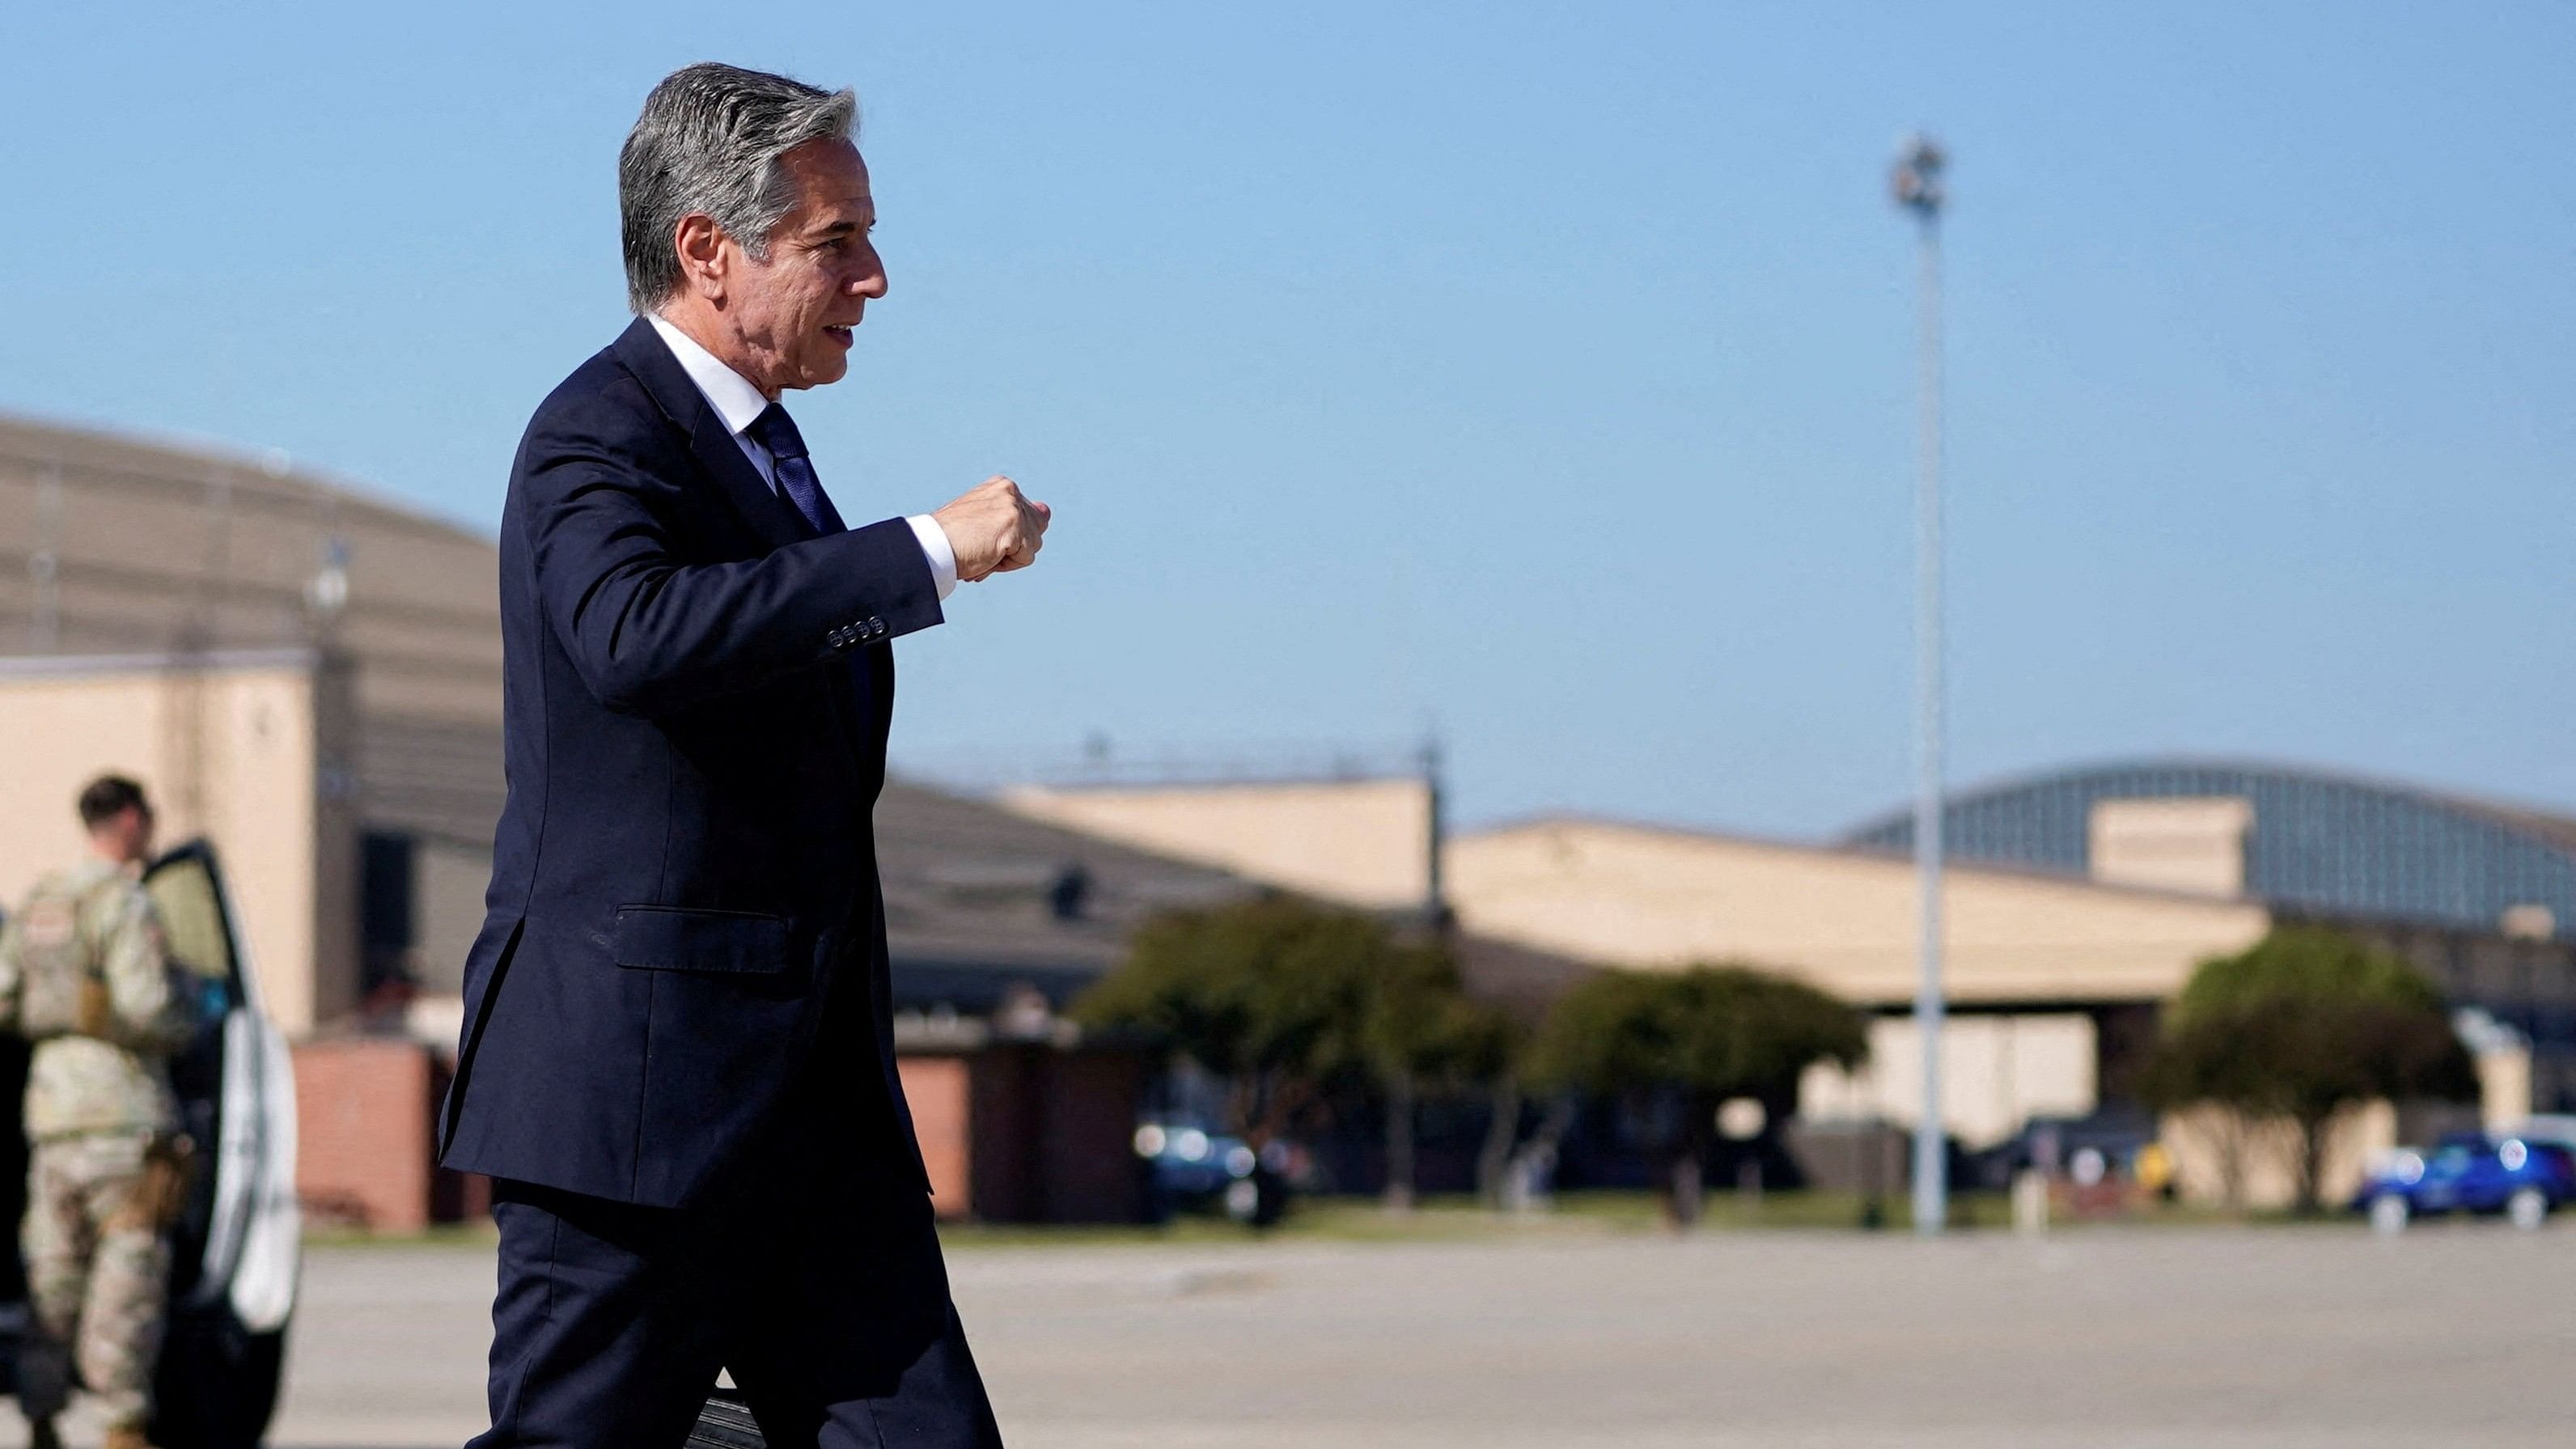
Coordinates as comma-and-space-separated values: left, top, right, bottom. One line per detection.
0, 841, 301, 1448
1133, 1121, 1256, 1205
2353, 1132, 2576, 1233
1969, 1111, 2159, 1191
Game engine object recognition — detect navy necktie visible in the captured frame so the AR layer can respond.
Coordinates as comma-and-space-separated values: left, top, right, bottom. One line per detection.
746, 404, 845, 536
748, 404, 874, 699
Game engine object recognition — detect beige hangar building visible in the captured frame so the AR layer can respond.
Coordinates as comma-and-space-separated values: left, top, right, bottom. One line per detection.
1010, 781, 2273, 1147
1010, 762, 2576, 1186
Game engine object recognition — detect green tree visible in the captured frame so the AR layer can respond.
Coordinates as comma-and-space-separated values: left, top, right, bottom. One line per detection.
1528, 964, 1866, 1227
2141, 926, 2476, 1213
1074, 895, 1500, 1211
1359, 941, 1521, 1210
1357, 937, 1440, 1210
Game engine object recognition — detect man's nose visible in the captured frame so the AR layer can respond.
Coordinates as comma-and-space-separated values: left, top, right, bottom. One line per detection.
851, 255, 888, 300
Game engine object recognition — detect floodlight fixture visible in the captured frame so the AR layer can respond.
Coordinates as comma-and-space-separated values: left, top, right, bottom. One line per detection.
1892, 133, 1947, 219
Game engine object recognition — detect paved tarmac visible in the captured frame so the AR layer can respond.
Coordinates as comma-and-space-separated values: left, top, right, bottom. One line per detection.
16, 1218, 2576, 1447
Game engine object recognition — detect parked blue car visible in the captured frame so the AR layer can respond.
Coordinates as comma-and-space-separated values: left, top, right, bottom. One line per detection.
2352, 1133, 2576, 1232
1135, 1122, 1259, 1203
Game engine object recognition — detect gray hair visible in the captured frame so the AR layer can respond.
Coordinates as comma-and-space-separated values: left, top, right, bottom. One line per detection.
619, 63, 858, 314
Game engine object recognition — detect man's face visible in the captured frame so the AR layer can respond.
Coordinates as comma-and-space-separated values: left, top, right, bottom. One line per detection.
725, 138, 885, 395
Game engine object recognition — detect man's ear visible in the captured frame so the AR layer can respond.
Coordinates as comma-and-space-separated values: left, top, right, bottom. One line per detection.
672, 213, 731, 301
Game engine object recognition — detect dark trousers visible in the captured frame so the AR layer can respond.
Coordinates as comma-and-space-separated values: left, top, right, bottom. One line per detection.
468, 1145, 1002, 1449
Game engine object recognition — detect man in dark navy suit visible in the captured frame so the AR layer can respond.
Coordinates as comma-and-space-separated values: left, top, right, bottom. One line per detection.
439, 62, 1047, 1448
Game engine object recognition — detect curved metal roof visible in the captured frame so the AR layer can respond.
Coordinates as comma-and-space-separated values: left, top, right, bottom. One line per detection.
1842, 758, 2576, 942
0, 413, 507, 841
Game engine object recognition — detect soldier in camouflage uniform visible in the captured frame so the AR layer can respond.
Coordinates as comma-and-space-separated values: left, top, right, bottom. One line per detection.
0, 777, 202, 1449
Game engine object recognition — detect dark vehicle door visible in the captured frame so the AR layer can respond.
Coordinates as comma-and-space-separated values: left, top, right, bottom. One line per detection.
140, 842, 300, 1449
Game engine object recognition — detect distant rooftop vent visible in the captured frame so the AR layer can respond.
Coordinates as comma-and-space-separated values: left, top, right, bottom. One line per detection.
2087, 797, 2252, 897
2502, 904, 2557, 942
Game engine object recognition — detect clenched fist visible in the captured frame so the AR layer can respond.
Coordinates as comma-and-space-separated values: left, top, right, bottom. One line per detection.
930, 475, 1050, 583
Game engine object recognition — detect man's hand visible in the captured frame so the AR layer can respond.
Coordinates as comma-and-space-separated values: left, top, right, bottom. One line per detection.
930, 475, 1050, 583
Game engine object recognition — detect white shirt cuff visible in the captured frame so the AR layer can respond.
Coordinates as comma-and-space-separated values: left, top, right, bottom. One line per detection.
907, 514, 958, 601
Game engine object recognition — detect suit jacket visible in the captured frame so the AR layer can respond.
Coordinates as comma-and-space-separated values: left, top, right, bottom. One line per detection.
439, 317, 942, 1208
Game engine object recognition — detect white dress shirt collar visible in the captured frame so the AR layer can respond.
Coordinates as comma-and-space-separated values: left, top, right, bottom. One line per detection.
646, 313, 771, 437
640, 312, 962, 602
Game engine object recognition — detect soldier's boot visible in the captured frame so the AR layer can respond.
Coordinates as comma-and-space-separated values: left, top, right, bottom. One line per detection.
103, 1424, 162, 1449
26, 1418, 62, 1449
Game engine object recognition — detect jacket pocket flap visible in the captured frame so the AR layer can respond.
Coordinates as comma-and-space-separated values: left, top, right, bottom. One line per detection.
612, 906, 792, 973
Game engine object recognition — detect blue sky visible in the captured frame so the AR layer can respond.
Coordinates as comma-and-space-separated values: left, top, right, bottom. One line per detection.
6, 2, 2570, 833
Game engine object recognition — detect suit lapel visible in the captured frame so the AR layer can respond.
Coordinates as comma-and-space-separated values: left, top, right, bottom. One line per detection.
608, 320, 887, 780
609, 317, 814, 551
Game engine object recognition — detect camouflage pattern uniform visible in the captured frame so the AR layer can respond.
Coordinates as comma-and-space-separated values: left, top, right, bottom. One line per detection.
0, 858, 200, 1440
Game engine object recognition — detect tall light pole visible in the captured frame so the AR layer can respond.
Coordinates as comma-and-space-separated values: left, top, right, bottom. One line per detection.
1892, 132, 1948, 1235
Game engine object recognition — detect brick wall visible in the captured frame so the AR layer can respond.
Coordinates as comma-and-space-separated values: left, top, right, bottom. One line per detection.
292, 1038, 434, 1232
290, 1038, 1142, 1231
901, 1044, 1151, 1224
899, 1055, 972, 1218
